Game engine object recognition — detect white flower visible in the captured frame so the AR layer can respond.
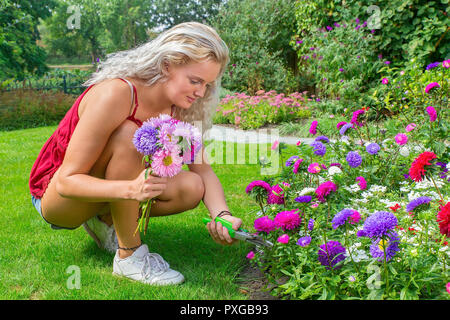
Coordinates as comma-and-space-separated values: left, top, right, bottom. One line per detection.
299, 187, 315, 196
328, 166, 342, 176
399, 146, 410, 157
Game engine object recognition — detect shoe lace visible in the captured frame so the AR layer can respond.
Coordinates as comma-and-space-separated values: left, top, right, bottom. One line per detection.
142, 253, 170, 278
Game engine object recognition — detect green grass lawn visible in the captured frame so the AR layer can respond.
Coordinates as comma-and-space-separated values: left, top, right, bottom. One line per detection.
0, 125, 295, 300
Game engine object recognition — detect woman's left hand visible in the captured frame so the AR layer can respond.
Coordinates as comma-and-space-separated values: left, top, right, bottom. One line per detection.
206, 215, 242, 246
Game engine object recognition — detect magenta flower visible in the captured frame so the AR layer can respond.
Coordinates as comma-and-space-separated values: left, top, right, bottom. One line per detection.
274, 209, 301, 231
271, 140, 279, 150
349, 210, 361, 224
382, 78, 389, 84
309, 120, 318, 135
426, 106, 437, 122
245, 180, 271, 194
351, 109, 365, 127
277, 234, 290, 244
443, 60, 450, 69
395, 133, 408, 145
254, 216, 276, 233
425, 82, 440, 94
267, 184, 284, 204
446, 282, 450, 295
315, 181, 337, 202
246, 251, 255, 259
308, 162, 321, 174
292, 158, 304, 174
356, 176, 367, 190
405, 123, 416, 132
336, 121, 347, 129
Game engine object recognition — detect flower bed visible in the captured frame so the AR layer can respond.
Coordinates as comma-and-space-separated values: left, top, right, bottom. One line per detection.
243, 80, 449, 299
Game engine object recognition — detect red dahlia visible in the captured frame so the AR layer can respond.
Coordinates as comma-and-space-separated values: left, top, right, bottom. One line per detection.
408, 151, 437, 182
437, 202, 450, 238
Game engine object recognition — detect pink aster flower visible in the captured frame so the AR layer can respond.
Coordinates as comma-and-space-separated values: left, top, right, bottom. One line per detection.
277, 234, 290, 244
267, 184, 284, 204
274, 209, 301, 231
405, 123, 416, 132
351, 109, 365, 127
309, 120, 318, 135
245, 180, 271, 194
395, 133, 408, 145
246, 251, 255, 259
426, 106, 437, 122
336, 121, 347, 129
315, 181, 337, 202
271, 140, 280, 150
356, 176, 367, 190
150, 146, 183, 177
425, 82, 440, 94
292, 158, 304, 174
349, 210, 361, 224
254, 216, 275, 233
442, 60, 450, 69
382, 78, 389, 84
307, 162, 321, 174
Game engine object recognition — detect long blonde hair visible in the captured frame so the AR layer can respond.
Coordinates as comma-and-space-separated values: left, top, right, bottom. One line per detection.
84, 22, 229, 133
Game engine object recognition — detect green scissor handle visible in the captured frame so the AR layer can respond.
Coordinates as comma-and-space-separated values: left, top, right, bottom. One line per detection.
202, 217, 248, 238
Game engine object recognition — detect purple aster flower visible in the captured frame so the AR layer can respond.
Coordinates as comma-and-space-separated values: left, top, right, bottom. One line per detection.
308, 218, 315, 231
310, 141, 327, 156
332, 209, 355, 229
285, 155, 300, 167
363, 211, 398, 238
366, 143, 380, 155
297, 236, 312, 247
315, 135, 330, 143
339, 123, 353, 135
133, 123, 159, 155
295, 195, 312, 203
346, 151, 362, 168
318, 241, 346, 270
357, 230, 367, 237
339, 68, 344, 72
426, 62, 441, 70
369, 231, 400, 262
406, 196, 432, 212
254, 216, 276, 233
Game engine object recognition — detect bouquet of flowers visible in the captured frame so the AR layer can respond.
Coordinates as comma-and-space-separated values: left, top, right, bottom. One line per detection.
132, 114, 202, 235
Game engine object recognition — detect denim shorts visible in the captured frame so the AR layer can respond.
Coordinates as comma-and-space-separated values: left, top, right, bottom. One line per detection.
31, 194, 77, 230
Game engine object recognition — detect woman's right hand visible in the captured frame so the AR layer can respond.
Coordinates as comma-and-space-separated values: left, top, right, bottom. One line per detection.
130, 169, 168, 202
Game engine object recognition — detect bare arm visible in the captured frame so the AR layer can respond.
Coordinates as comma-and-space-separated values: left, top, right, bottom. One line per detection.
56, 80, 164, 203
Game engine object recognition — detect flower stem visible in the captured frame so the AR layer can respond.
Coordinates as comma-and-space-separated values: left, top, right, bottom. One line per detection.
382, 235, 390, 299
430, 175, 445, 203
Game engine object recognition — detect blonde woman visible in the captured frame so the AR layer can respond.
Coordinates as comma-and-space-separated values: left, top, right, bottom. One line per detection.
29, 22, 242, 286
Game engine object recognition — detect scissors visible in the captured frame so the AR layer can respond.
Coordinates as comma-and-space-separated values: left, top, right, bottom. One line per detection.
202, 216, 273, 247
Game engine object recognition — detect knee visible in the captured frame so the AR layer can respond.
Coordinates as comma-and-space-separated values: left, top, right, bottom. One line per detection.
109, 121, 142, 159
179, 172, 205, 208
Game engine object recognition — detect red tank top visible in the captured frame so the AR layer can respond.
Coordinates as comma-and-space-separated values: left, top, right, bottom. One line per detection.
29, 78, 175, 199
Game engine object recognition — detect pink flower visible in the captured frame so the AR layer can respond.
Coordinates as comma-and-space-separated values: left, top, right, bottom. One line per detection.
405, 123, 416, 132
426, 106, 437, 122
336, 121, 347, 129
309, 120, 318, 135
395, 133, 408, 145
308, 162, 321, 174
267, 184, 284, 204
277, 234, 290, 244
443, 60, 450, 69
245, 180, 271, 194
356, 176, 367, 190
351, 109, 365, 127
246, 251, 255, 259
150, 146, 183, 177
446, 282, 450, 294
425, 82, 440, 94
349, 210, 361, 224
271, 140, 279, 150
274, 209, 301, 231
382, 78, 389, 84
296, 140, 302, 146
254, 216, 275, 233
293, 158, 304, 174
315, 181, 337, 202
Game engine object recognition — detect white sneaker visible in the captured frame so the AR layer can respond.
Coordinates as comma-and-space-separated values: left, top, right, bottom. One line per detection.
112, 244, 185, 286
82, 216, 118, 254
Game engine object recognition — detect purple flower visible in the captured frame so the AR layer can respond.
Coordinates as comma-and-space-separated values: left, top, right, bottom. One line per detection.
406, 196, 432, 212
366, 143, 380, 155
426, 62, 441, 70
297, 236, 312, 247
332, 209, 355, 229
369, 231, 400, 262
318, 241, 346, 270
308, 218, 315, 231
363, 211, 398, 238
310, 141, 327, 156
339, 123, 353, 135
346, 151, 362, 168
357, 230, 367, 237
315, 135, 330, 143
295, 195, 312, 203
384, 61, 391, 65
133, 123, 159, 155
254, 216, 276, 233
339, 68, 344, 72
285, 155, 300, 167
